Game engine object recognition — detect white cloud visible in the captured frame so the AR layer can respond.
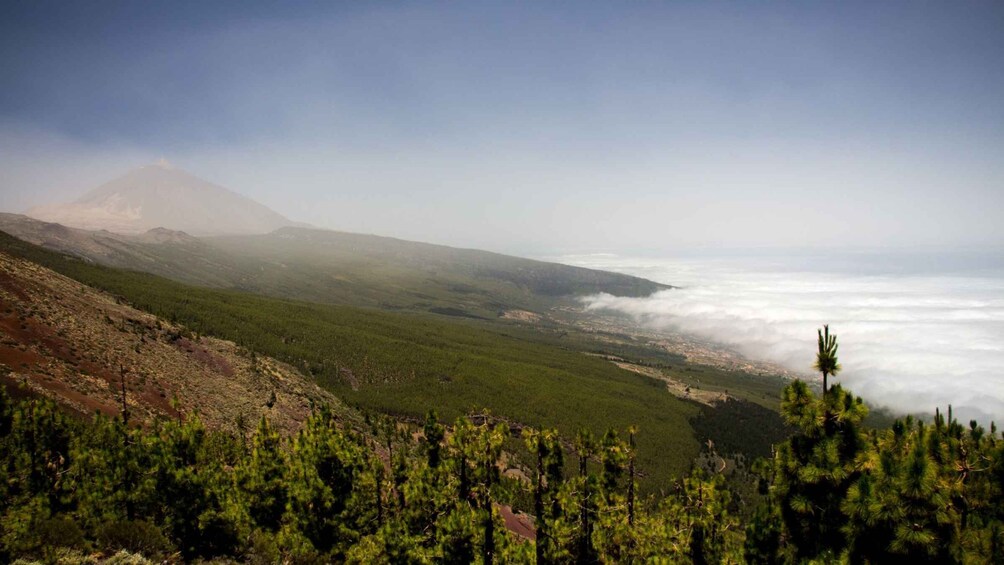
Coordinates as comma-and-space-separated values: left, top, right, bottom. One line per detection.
565, 253, 1004, 424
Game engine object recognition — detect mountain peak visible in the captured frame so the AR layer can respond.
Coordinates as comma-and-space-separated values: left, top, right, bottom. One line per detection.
26, 163, 295, 236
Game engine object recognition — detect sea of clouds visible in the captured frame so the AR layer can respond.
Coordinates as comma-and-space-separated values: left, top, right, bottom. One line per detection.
554, 250, 1004, 424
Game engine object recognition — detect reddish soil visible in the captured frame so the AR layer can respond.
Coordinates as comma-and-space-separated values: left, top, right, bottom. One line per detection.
0, 305, 114, 380
0, 342, 45, 369
0, 270, 30, 301
0, 251, 346, 435
175, 337, 234, 377
498, 504, 536, 541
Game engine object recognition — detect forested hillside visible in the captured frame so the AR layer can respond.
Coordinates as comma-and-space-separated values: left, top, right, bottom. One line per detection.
3, 362, 1003, 562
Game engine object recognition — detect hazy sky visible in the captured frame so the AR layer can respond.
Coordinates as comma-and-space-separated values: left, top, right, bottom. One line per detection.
2, 1, 1003, 254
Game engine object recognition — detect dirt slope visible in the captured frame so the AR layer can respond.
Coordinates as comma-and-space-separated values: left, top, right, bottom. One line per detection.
0, 251, 350, 434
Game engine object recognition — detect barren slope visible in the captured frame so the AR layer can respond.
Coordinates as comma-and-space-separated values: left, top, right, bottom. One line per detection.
0, 251, 350, 434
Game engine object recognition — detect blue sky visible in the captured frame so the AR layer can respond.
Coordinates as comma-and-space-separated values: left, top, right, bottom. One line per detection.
2, 1, 1003, 253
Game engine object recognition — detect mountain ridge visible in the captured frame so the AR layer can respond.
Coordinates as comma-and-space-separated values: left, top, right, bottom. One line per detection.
0, 214, 671, 318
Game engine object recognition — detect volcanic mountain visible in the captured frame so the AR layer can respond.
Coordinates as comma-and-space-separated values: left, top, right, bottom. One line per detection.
26, 160, 296, 236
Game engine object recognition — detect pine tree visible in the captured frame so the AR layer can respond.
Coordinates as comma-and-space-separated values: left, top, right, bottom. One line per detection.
574, 430, 599, 564
814, 324, 841, 395
234, 416, 288, 533
285, 406, 378, 558
772, 380, 867, 560
154, 415, 240, 559
524, 427, 564, 563
423, 410, 445, 470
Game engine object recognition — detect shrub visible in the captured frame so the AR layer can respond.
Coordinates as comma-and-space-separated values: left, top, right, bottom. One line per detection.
94, 520, 172, 558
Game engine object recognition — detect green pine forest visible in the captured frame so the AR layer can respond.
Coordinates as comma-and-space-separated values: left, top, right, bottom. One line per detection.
4, 343, 1004, 562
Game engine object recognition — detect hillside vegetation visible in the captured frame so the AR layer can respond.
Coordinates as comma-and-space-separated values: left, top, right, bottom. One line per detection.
0, 231, 702, 488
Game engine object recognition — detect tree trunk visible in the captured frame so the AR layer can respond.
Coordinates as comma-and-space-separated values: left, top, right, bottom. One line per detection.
628, 430, 636, 527
535, 440, 546, 563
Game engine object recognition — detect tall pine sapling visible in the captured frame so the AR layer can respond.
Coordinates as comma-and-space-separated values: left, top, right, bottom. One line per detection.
814, 324, 841, 395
